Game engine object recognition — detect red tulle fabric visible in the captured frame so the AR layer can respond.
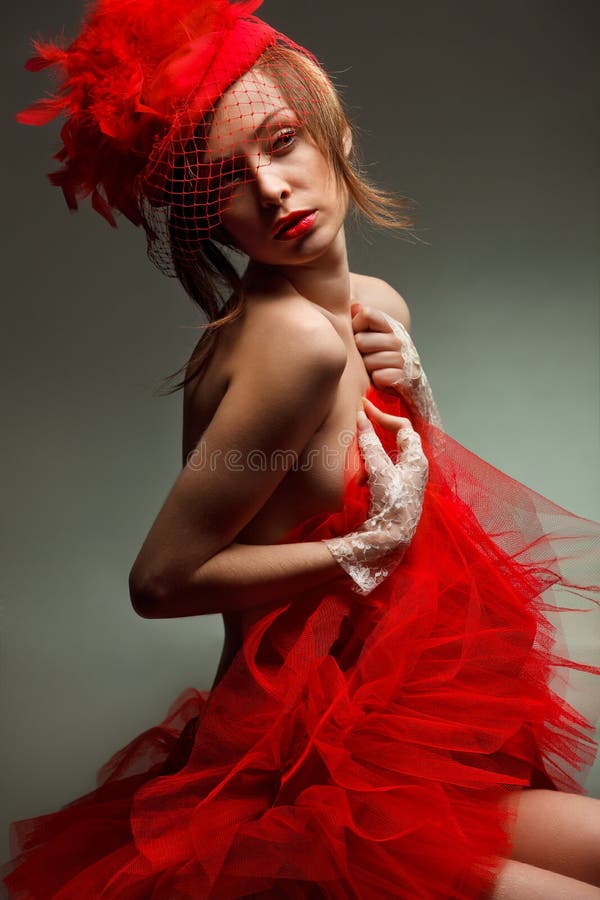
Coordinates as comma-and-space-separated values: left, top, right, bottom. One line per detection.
3, 385, 599, 899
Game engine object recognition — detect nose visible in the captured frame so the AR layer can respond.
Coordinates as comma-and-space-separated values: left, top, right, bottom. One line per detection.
253, 157, 290, 207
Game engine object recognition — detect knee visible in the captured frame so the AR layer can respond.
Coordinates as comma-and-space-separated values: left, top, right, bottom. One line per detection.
509, 790, 600, 887
492, 859, 600, 900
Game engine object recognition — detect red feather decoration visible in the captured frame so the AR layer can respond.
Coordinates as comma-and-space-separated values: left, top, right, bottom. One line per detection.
16, 0, 275, 226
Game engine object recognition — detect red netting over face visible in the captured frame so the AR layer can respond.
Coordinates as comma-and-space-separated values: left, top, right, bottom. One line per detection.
16, 0, 339, 277
139, 41, 336, 277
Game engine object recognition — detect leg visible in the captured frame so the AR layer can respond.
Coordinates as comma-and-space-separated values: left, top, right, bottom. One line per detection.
503, 789, 600, 886
491, 860, 600, 900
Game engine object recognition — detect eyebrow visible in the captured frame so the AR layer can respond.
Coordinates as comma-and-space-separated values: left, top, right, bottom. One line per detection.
205, 107, 294, 166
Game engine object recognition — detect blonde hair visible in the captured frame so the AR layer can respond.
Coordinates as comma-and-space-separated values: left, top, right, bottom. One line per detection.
158, 44, 413, 396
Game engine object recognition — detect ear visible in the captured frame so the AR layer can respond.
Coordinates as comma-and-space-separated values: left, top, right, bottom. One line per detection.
343, 124, 353, 159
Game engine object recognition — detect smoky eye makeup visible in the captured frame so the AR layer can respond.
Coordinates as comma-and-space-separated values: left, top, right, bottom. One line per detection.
263, 114, 304, 151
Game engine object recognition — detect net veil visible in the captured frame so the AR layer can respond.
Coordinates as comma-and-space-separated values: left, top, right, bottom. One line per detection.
16, 0, 331, 277
140, 44, 330, 276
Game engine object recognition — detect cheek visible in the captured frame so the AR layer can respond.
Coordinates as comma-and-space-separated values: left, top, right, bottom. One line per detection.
219, 194, 254, 240
312, 158, 342, 205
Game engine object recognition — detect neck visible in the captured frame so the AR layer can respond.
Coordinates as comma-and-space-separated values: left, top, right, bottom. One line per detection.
248, 226, 353, 318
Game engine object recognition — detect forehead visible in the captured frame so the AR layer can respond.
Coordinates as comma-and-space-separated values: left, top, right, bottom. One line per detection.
205, 68, 290, 160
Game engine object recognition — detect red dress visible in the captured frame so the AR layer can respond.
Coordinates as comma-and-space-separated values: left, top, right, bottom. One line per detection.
3, 384, 599, 899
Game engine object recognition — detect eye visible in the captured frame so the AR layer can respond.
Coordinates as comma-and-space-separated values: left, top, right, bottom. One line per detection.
271, 127, 297, 153
219, 157, 246, 186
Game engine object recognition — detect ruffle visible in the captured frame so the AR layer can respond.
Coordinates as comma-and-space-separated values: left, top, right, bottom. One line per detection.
3, 384, 599, 899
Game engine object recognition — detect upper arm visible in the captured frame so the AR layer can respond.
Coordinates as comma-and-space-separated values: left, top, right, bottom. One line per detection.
357, 275, 411, 331
129, 305, 346, 611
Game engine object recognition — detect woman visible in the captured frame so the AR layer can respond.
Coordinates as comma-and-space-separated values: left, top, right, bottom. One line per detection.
4, 1, 600, 897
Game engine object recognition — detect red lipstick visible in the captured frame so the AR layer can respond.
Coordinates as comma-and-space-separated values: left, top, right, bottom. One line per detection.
274, 210, 317, 240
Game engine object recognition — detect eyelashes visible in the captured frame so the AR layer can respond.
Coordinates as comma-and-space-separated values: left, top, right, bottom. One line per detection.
215, 125, 300, 188
271, 126, 297, 152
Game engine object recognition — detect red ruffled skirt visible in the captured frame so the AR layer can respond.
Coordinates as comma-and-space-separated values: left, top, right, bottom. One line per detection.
3, 385, 599, 899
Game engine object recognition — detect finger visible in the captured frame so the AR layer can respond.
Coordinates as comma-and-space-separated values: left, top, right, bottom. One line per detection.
362, 396, 412, 432
361, 352, 404, 373
356, 408, 394, 471
371, 368, 409, 390
362, 398, 421, 455
357, 425, 394, 486
362, 315, 422, 384
351, 304, 395, 335
395, 420, 421, 454
356, 410, 387, 457
395, 426, 428, 476
379, 310, 411, 341
354, 331, 399, 353
356, 421, 397, 516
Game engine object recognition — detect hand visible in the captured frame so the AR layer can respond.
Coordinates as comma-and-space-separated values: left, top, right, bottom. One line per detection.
323, 397, 429, 595
351, 303, 417, 396
351, 303, 442, 430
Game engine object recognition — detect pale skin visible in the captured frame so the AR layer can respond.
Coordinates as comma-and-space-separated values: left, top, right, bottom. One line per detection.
128, 66, 600, 897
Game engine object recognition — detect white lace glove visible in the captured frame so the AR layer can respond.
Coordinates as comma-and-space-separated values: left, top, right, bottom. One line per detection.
379, 312, 443, 430
323, 406, 429, 595
351, 305, 443, 430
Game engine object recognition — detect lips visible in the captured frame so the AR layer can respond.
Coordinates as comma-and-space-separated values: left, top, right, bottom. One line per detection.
274, 210, 317, 240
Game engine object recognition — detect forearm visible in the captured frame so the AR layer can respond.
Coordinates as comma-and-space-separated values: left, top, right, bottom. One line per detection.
137, 539, 347, 618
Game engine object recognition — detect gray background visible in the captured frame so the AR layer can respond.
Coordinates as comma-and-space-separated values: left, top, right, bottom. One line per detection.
3, 0, 599, 863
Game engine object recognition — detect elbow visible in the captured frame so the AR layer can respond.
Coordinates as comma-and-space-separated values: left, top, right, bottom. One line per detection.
128, 566, 214, 618
128, 569, 170, 619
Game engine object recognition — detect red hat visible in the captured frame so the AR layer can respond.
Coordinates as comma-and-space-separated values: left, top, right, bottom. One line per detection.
17, 0, 316, 234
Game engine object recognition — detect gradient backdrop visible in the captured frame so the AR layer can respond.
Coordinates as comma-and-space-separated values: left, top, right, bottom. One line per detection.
2, 0, 599, 864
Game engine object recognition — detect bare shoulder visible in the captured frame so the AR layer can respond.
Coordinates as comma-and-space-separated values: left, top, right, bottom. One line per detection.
183, 283, 346, 404
351, 273, 411, 330
238, 287, 348, 366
